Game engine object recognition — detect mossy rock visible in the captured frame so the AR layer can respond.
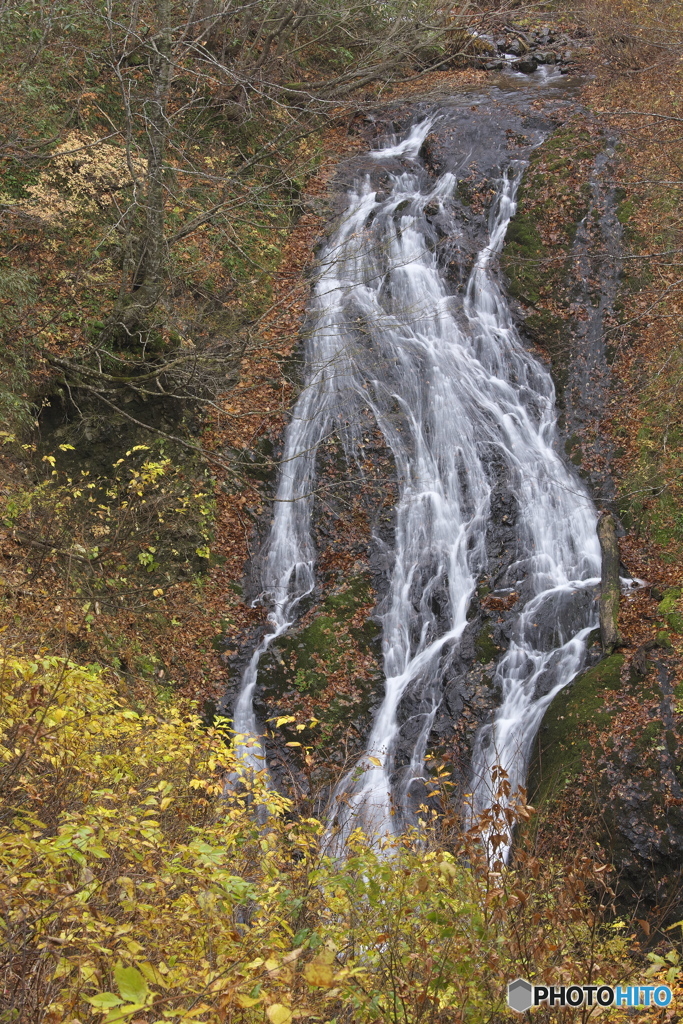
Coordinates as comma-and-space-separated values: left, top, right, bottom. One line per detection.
634, 719, 664, 753
616, 197, 636, 225
529, 654, 624, 806
500, 120, 604, 403
474, 620, 500, 663
659, 587, 683, 634
564, 433, 582, 466
256, 573, 380, 734
525, 309, 570, 395
457, 179, 474, 206
502, 215, 543, 306
619, 439, 683, 555
234, 434, 276, 484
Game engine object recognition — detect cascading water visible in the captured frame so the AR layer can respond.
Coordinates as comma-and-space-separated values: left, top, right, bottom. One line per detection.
233, 112, 602, 854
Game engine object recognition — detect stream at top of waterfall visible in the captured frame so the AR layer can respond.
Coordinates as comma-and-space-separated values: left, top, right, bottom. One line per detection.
228, 67, 617, 858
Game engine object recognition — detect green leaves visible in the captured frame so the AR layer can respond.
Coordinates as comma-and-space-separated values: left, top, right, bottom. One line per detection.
86, 992, 125, 1008
86, 965, 152, 1022
115, 964, 150, 1003
646, 949, 681, 984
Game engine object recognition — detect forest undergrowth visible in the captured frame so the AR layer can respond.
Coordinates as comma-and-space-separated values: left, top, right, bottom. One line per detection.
0, 655, 675, 1024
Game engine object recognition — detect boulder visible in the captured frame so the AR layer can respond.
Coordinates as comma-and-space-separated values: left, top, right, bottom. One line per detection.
515, 57, 539, 74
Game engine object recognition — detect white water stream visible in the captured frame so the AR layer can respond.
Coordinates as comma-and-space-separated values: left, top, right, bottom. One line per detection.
233, 117, 602, 854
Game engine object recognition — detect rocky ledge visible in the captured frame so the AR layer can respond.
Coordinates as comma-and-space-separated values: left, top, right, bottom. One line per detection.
479, 24, 589, 75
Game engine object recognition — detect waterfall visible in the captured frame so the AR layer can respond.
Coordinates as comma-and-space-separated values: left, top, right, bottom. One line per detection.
233, 116, 601, 854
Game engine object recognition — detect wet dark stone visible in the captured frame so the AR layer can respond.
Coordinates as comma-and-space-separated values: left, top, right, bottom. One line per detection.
515, 57, 539, 74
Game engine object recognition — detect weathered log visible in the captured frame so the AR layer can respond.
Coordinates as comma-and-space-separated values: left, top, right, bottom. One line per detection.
597, 512, 621, 654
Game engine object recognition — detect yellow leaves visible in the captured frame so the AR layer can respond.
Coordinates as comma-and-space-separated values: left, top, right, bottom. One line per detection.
236, 993, 262, 1008
6, 651, 637, 1023
136, 963, 167, 989
267, 1004, 293, 1024
1, 131, 147, 224
273, 715, 297, 727
367, 756, 382, 767
303, 954, 336, 989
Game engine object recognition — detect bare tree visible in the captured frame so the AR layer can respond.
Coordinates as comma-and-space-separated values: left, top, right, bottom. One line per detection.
0, 0, 528, 441
77, 0, 500, 343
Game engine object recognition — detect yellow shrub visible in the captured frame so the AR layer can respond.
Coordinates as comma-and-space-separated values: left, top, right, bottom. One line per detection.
0, 656, 321, 1024
0, 132, 146, 223
0, 656, 640, 1024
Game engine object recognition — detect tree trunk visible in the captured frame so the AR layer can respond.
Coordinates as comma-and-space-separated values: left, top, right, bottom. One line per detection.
115, 0, 173, 341
597, 512, 621, 655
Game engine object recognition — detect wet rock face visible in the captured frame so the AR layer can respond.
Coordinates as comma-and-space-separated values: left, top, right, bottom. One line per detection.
516, 57, 539, 75
502, 121, 683, 909
267, 84, 588, 803
225, 74, 681, 883
595, 655, 683, 918
501, 117, 622, 509
224, 80, 587, 797
529, 648, 683, 919
349, 87, 577, 299
219, 415, 396, 808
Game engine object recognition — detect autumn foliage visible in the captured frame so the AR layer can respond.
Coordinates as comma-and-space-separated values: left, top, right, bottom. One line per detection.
0, 654, 669, 1024
2, 2, 683, 1021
